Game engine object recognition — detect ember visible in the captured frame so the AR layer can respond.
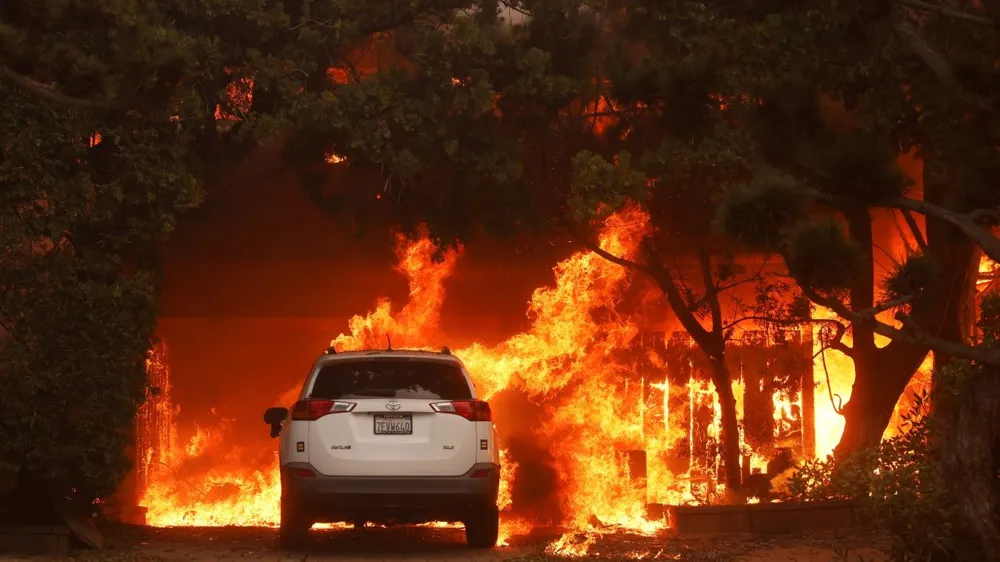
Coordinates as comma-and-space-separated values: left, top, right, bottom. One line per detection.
134, 208, 935, 554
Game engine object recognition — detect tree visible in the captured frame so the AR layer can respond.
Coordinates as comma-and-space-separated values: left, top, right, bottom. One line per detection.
0, 0, 214, 513
0, 79, 201, 515
713, 1, 999, 457
933, 296, 1000, 558
0, 0, 286, 514
1, 0, 495, 514
709, 2, 1000, 550
785, 295, 1000, 561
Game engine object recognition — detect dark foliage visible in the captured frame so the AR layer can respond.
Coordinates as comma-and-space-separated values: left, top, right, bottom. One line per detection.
713, 171, 809, 252
783, 220, 864, 294
787, 296, 1000, 561
881, 253, 941, 302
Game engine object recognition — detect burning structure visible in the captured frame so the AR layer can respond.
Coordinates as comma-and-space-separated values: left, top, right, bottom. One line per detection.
127, 209, 938, 553
136, 345, 175, 497
638, 328, 815, 502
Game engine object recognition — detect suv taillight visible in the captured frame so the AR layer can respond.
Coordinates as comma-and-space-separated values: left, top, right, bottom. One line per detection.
430, 400, 492, 421
291, 399, 356, 420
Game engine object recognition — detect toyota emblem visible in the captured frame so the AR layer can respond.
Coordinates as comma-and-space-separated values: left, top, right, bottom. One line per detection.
385, 399, 401, 411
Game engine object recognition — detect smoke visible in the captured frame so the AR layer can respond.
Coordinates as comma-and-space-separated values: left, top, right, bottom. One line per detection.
490, 388, 565, 525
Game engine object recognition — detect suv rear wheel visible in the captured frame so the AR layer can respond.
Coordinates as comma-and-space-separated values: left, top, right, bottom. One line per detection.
464, 505, 499, 548
278, 488, 312, 549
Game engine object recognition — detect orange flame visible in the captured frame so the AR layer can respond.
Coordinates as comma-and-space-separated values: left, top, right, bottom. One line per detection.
138, 205, 933, 555
978, 254, 998, 295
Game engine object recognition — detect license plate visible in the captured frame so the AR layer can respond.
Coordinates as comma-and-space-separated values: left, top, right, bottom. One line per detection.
373, 414, 412, 435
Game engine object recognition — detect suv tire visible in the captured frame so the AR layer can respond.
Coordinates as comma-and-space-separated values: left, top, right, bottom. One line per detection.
278, 489, 312, 550
464, 505, 499, 549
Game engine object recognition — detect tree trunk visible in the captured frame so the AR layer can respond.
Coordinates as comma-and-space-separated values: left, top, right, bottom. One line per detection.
936, 367, 1000, 559
709, 358, 742, 493
834, 235, 977, 458
923, 164, 983, 371
834, 344, 925, 457
836, 209, 929, 458
925, 220, 981, 372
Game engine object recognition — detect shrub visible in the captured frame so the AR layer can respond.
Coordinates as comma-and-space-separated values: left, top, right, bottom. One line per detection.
785, 393, 973, 561
787, 297, 1000, 561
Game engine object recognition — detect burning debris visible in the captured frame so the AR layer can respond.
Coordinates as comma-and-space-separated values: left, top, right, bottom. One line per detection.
131, 209, 933, 555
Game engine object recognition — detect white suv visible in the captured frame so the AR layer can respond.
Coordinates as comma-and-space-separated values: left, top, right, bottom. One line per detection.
263, 347, 500, 549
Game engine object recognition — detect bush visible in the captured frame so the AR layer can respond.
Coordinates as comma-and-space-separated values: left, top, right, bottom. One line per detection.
0, 75, 198, 520
786, 297, 1000, 561
785, 393, 974, 561
0, 269, 158, 518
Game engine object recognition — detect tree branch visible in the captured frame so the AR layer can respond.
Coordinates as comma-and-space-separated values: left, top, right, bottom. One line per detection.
812, 316, 853, 358
968, 208, 1000, 226
687, 274, 760, 311
561, 217, 652, 277
890, 6, 999, 117
499, 0, 531, 17
698, 251, 724, 336
642, 241, 722, 358
1, 66, 116, 109
888, 197, 1000, 262
340, 56, 364, 83
799, 283, 1000, 366
723, 315, 854, 357
359, 13, 416, 35
865, 294, 916, 317
893, 0, 996, 26
560, 216, 720, 357
900, 208, 928, 251
562, 219, 652, 276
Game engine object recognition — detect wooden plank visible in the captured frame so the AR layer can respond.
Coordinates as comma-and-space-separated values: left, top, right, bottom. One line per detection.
54, 503, 103, 549
667, 500, 860, 536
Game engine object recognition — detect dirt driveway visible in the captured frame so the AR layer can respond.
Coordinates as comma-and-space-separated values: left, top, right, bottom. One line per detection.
0, 525, 890, 561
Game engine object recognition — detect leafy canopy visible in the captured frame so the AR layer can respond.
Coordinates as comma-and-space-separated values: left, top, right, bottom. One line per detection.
0, 0, 477, 508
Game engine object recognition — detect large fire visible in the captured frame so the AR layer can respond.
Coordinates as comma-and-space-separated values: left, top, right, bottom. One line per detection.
134, 208, 938, 554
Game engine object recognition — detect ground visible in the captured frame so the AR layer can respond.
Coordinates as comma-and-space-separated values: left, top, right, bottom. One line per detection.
0, 525, 891, 561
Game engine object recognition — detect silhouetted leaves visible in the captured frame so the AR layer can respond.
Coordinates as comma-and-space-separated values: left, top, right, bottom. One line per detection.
882, 253, 941, 302
568, 151, 647, 222
714, 171, 809, 252
0, 74, 200, 508
784, 220, 863, 293
807, 133, 909, 206
749, 86, 826, 168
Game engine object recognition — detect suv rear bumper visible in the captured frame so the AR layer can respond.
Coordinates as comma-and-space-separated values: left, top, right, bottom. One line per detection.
282, 462, 500, 524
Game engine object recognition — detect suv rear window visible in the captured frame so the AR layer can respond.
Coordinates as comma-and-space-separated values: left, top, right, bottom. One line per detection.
310, 359, 473, 400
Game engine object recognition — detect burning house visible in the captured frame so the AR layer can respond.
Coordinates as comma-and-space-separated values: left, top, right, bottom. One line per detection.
125, 204, 944, 550
613, 327, 814, 507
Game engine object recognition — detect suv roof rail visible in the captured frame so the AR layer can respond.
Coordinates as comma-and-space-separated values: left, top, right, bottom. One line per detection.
320, 347, 457, 356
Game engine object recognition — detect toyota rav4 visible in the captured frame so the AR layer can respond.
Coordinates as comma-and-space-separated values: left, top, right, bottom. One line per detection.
263, 347, 500, 549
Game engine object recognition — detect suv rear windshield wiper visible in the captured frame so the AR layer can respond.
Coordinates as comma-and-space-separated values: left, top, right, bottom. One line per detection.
341, 387, 397, 398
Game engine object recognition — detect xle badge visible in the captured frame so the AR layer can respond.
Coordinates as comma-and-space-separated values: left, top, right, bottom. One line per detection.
480, 439, 488, 450
296, 441, 305, 452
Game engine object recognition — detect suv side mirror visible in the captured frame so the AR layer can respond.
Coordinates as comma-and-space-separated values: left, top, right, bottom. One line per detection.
263, 407, 288, 438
